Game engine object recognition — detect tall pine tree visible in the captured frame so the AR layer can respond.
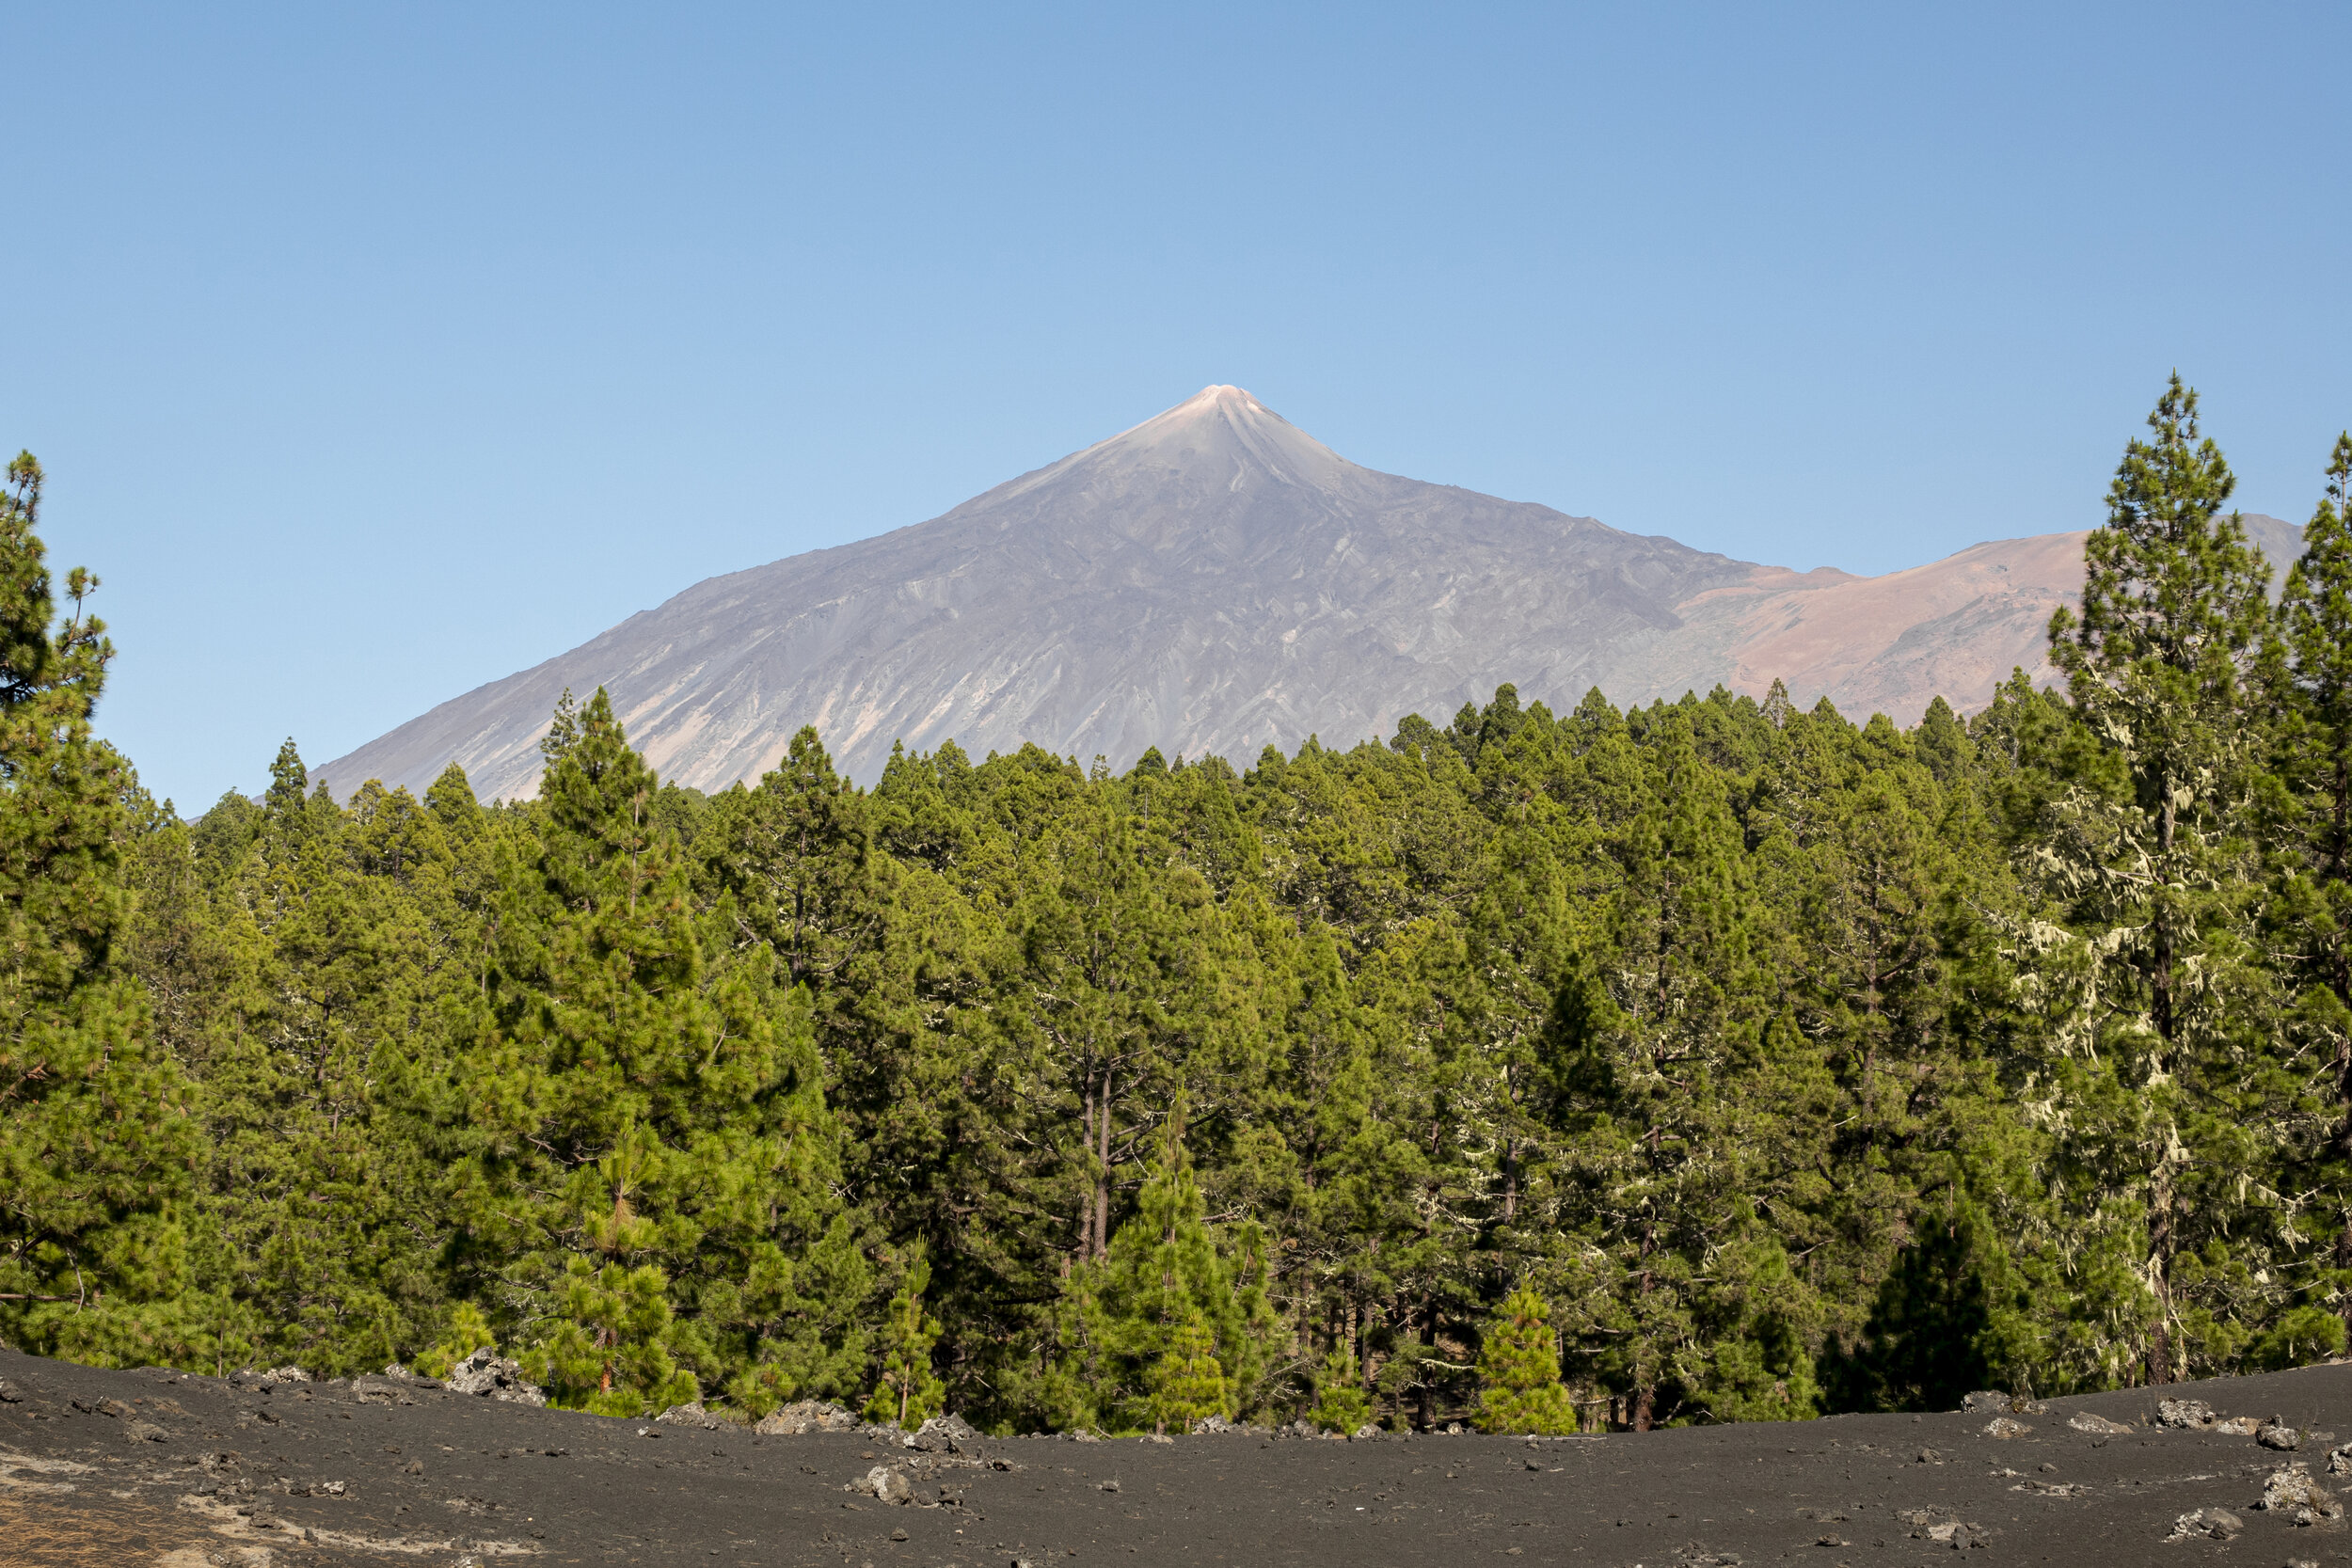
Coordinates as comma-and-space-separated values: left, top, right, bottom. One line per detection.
0, 453, 202, 1366
2038, 376, 2290, 1383
419, 690, 869, 1415
2268, 431, 2352, 1347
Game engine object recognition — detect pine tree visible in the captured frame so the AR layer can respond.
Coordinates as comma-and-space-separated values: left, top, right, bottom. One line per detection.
1783, 733, 1965, 1372
1307, 1341, 1372, 1433
1255, 918, 1435, 1430
421, 689, 869, 1416
1915, 696, 1977, 785
1475, 1282, 1576, 1434
973, 769, 1274, 1426
2269, 431, 2352, 1342
534, 1250, 695, 1412
2036, 375, 2290, 1384
0, 453, 204, 1367
707, 726, 880, 993
1546, 711, 1778, 1429
1072, 1123, 1275, 1429
414, 1301, 498, 1378
864, 1252, 946, 1428
1149, 1308, 1229, 1431
169, 749, 464, 1375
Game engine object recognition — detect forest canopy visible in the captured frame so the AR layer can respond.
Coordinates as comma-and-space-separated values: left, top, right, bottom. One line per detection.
8, 378, 2352, 1434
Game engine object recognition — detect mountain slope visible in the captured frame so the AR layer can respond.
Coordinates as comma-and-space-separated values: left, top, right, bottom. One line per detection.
316, 387, 2302, 799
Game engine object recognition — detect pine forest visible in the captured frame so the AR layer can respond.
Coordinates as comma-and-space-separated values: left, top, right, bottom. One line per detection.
14, 378, 2352, 1437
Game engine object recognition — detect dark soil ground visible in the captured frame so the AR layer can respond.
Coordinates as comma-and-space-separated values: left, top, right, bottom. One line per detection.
9, 1345, 2352, 1568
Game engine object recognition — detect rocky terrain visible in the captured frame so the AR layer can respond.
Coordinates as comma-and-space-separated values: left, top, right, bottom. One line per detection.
314, 387, 2302, 799
11, 1345, 2352, 1567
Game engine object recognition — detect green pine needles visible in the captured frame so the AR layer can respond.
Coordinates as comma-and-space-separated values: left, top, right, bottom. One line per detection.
1308, 1343, 1372, 1433
1046, 1122, 1276, 1432
1149, 1309, 1229, 1432
0, 452, 201, 1369
414, 1302, 498, 1379
866, 1253, 946, 1429
1476, 1284, 1577, 1434
19, 380, 2352, 1429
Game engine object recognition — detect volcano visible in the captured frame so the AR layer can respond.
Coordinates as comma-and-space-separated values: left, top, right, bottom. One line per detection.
315, 386, 2300, 799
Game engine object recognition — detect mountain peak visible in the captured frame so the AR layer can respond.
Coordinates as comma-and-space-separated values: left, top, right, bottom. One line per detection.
1169, 383, 1263, 419
1016, 382, 1360, 501
315, 386, 2140, 805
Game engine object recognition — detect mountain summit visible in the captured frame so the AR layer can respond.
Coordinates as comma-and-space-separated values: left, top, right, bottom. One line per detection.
1026, 382, 1362, 499
316, 388, 2296, 800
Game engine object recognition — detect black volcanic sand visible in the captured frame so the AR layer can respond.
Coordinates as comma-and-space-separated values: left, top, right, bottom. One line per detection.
9, 1347, 2352, 1568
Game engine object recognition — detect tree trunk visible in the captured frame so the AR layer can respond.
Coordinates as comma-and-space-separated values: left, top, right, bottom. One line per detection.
1075, 1071, 1097, 1258
1417, 1294, 1437, 1432
1633, 1259, 1655, 1431
2337, 1009, 2352, 1344
2153, 784, 2177, 1047
2332, 749, 2349, 881
1091, 1066, 1114, 1260
2323, 715, 2352, 1336
2338, 1216, 2352, 1345
2149, 1154, 2176, 1385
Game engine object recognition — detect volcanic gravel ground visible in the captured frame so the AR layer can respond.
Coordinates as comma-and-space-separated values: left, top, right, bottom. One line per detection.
10, 1346, 2352, 1567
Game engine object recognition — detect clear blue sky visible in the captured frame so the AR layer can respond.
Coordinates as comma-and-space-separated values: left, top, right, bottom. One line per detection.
6, 4, 2348, 809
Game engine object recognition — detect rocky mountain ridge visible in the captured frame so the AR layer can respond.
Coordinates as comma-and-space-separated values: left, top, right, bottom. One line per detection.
317, 387, 2302, 799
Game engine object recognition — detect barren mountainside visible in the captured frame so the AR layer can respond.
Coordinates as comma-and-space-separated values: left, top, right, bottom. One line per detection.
316, 387, 2302, 798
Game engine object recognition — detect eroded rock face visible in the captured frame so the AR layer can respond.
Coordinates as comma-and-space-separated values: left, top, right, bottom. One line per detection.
1981, 1417, 2032, 1440
442, 1348, 547, 1407
656, 1402, 723, 1430
2155, 1398, 2217, 1429
754, 1400, 859, 1436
